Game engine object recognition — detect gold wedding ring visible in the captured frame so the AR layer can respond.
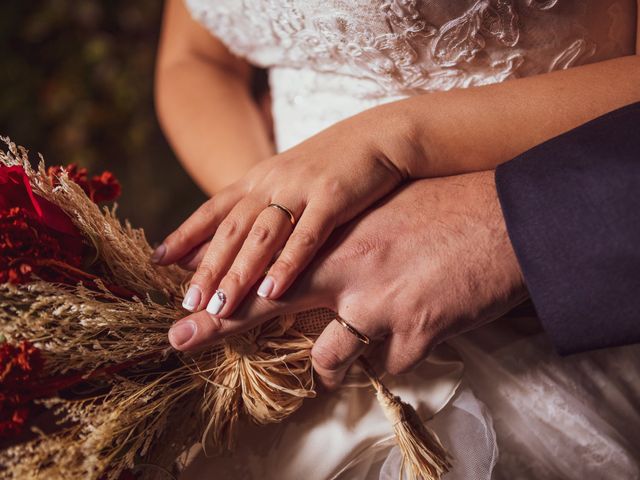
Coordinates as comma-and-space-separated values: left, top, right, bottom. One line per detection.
268, 203, 296, 225
336, 317, 370, 345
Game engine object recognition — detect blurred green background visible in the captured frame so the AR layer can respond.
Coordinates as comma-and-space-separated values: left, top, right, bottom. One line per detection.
0, 0, 206, 242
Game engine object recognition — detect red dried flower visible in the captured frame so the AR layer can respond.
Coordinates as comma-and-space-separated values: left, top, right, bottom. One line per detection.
48, 164, 121, 203
0, 206, 84, 284
1, 165, 79, 237
0, 340, 155, 440
0, 341, 43, 387
90, 170, 121, 203
0, 165, 87, 285
0, 341, 44, 439
48, 164, 90, 193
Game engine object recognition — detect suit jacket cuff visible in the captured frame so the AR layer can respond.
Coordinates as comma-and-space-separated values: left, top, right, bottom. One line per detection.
495, 102, 640, 354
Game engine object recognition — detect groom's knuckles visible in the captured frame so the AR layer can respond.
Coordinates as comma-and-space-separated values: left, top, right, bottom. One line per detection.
384, 333, 433, 375
323, 234, 387, 278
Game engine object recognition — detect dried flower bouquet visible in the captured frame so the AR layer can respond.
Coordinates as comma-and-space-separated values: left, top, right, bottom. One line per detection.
0, 138, 450, 480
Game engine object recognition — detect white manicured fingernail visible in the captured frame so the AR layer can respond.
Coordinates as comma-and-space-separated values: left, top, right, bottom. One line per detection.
257, 276, 275, 298
182, 285, 202, 311
206, 290, 226, 316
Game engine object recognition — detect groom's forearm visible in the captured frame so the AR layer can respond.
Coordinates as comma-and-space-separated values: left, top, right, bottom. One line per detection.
384, 54, 640, 179
494, 103, 640, 354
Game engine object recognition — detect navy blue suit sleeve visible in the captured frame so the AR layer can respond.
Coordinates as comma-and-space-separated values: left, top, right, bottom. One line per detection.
495, 102, 640, 355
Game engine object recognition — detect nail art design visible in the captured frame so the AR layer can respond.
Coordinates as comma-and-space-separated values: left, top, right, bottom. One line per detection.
206, 290, 226, 316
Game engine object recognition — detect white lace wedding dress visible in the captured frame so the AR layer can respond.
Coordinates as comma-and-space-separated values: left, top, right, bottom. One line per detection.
179, 1, 640, 479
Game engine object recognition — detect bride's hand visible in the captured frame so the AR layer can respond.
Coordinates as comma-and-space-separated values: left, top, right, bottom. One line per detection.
153, 106, 417, 318
167, 171, 527, 388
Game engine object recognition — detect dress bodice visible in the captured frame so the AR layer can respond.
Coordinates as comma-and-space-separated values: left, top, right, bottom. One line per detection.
186, 0, 636, 96
186, 0, 636, 150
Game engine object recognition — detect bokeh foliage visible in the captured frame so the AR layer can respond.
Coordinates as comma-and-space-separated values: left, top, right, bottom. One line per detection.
0, 0, 206, 242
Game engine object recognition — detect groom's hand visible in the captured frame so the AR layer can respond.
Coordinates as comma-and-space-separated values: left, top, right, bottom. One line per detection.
168, 171, 527, 388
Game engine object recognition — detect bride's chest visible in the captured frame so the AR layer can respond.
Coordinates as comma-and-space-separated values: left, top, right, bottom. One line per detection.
186, 0, 636, 92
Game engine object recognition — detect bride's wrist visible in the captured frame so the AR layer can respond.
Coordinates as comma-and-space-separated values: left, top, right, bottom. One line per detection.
369, 99, 434, 180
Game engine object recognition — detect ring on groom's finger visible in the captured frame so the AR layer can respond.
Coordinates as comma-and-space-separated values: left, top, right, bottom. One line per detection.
267, 203, 296, 226
336, 317, 370, 345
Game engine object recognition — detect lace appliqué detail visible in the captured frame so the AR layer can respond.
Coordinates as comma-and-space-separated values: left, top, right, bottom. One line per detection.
431, 0, 519, 67
187, 0, 602, 95
549, 38, 597, 71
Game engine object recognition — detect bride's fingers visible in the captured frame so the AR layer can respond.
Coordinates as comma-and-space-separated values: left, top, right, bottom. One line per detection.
311, 316, 374, 390
151, 188, 240, 266
177, 241, 210, 271
211, 205, 294, 318
168, 288, 317, 351
169, 252, 337, 351
259, 204, 335, 300
184, 199, 263, 312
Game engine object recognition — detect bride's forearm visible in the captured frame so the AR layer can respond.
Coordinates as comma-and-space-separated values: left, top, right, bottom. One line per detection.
156, 61, 273, 195
155, 0, 273, 195
388, 55, 640, 178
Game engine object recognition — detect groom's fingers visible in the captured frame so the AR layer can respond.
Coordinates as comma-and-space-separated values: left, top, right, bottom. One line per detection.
382, 332, 434, 375
311, 317, 371, 390
168, 296, 304, 351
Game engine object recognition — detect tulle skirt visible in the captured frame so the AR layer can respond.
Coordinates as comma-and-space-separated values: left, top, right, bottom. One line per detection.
181, 315, 640, 479
451, 317, 640, 479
